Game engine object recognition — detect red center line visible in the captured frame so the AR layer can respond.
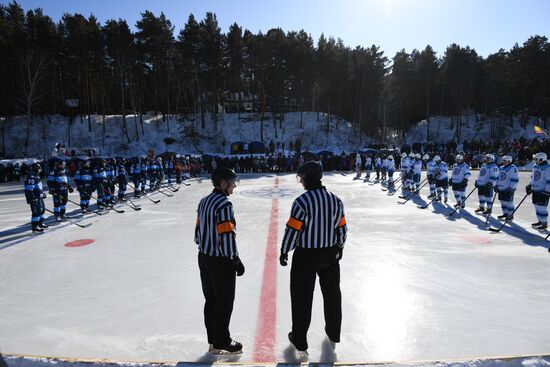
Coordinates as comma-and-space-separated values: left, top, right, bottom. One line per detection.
253, 176, 279, 362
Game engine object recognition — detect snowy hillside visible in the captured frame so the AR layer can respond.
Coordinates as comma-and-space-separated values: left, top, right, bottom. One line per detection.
1, 112, 364, 159
1, 111, 547, 159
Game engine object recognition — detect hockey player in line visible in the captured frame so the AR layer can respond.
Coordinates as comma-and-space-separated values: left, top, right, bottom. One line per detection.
365, 155, 372, 181
24, 163, 48, 232
474, 154, 499, 215
375, 156, 382, 180
47, 160, 73, 222
355, 152, 362, 178
425, 154, 436, 198
433, 155, 449, 203
412, 153, 423, 192
495, 155, 519, 221
93, 159, 108, 211
381, 156, 389, 181
400, 153, 410, 194
526, 152, 550, 232
116, 158, 128, 201
449, 154, 471, 209
387, 155, 396, 187
130, 157, 142, 197
74, 159, 94, 213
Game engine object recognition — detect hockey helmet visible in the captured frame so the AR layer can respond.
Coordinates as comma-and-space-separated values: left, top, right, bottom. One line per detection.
409, 152, 415, 158
211, 167, 238, 186
501, 155, 513, 165
31, 162, 42, 173
484, 154, 495, 163
388, 155, 394, 160
423, 154, 430, 161
455, 154, 464, 163
533, 152, 548, 164
433, 155, 441, 163
415, 153, 421, 160
401, 152, 407, 158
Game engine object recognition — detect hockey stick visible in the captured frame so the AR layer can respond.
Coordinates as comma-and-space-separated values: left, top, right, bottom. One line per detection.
417, 188, 445, 209
44, 208, 92, 228
398, 180, 430, 204
156, 187, 174, 197
90, 193, 125, 213
388, 180, 407, 196
398, 177, 428, 199
488, 192, 530, 232
161, 183, 179, 192
127, 182, 161, 204
381, 176, 402, 191
483, 191, 499, 226
447, 187, 478, 217
66, 195, 103, 216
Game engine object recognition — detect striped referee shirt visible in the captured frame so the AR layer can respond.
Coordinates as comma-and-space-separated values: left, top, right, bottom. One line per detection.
281, 186, 347, 254
194, 189, 239, 259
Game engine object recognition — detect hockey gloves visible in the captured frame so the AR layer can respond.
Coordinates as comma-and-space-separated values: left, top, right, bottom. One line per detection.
526, 185, 532, 194
279, 252, 288, 266
232, 258, 245, 276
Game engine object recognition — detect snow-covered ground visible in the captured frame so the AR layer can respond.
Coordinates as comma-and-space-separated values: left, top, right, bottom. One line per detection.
1, 172, 550, 367
2, 111, 546, 160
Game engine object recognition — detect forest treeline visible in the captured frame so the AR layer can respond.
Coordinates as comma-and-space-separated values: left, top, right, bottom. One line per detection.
1, 1, 549, 144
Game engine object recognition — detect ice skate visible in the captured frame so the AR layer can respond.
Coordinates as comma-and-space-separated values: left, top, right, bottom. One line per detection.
211, 340, 242, 355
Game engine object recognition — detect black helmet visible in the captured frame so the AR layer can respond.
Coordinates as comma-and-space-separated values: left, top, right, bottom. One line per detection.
31, 162, 42, 172
297, 161, 323, 181
211, 167, 237, 186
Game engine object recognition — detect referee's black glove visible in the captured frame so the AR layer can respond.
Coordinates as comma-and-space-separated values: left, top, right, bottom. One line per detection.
279, 252, 288, 266
336, 245, 344, 260
232, 258, 245, 276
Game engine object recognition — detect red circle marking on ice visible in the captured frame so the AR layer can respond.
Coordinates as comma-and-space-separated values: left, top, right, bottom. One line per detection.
65, 239, 95, 247
461, 235, 492, 244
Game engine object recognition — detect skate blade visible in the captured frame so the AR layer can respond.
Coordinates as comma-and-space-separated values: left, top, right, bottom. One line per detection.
211, 349, 243, 355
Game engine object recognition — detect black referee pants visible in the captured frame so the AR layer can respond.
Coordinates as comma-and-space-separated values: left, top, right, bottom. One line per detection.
198, 252, 236, 348
290, 246, 342, 351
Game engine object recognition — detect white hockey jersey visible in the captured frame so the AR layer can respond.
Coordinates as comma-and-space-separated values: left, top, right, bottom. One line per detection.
529, 161, 550, 192
476, 162, 499, 186
497, 164, 519, 191
434, 162, 448, 180
451, 162, 471, 183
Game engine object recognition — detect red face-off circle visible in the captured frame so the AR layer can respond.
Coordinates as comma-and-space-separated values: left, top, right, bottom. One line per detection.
65, 239, 95, 247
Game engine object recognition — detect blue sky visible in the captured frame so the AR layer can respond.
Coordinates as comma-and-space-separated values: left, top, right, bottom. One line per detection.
5, 0, 550, 58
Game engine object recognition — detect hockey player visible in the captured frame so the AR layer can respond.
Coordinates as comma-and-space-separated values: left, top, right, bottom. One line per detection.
425, 154, 436, 198
412, 153, 423, 192
406, 152, 416, 191
105, 158, 116, 204
155, 157, 165, 188
130, 157, 142, 197
74, 159, 94, 212
474, 154, 499, 215
433, 155, 449, 202
116, 158, 128, 201
449, 154, 471, 209
375, 156, 382, 180
365, 155, 372, 181
47, 159, 73, 221
195, 167, 244, 355
24, 163, 48, 232
495, 155, 519, 221
526, 152, 550, 231
355, 152, 362, 178
140, 157, 148, 193
387, 155, 396, 186
93, 159, 108, 210
381, 156, 389, 181
400, 153, 410, 193
164, 157, 174, 185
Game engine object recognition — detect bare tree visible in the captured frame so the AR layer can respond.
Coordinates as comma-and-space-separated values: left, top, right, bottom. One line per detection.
16, 51, 50, 154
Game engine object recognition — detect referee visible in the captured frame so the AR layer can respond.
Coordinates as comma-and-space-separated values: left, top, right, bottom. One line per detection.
195, 167, 245, 355
280, 161, 347, 354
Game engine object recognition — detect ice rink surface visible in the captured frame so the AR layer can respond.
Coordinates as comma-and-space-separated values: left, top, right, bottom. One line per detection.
1, 172, 550, 365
